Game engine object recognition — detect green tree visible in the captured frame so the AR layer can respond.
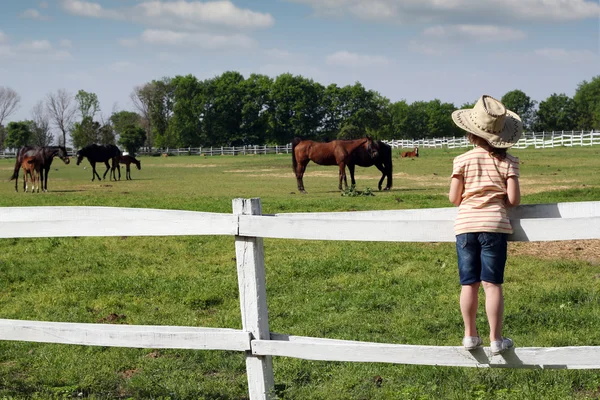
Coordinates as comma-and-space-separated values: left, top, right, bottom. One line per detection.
425, 99, 459, 138
239, 73, 272, 145
98, 122, 115, 145
404, 101, 429, 139
501, 90, 536, 131
118, 125, 146, 155
269, 73, 324, 143
71, 116, 99, 148
168, 74, 204, 147
0, 124, 7, 149
534, 93, 577, 132
146, 78, 175, 149
75, 90, 101, 120
110, 111, 142, 136
5, 121, 33, 148
573, 76, 600, 130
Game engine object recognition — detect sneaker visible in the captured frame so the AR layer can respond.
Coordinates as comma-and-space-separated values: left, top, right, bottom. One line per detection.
490, 337, 514, 355
462, 336, 483, 350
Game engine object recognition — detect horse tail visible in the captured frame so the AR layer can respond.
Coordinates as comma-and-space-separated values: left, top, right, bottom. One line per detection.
9, 148, 25, 181
382, 142, 393, 188
291, 137, 302, 172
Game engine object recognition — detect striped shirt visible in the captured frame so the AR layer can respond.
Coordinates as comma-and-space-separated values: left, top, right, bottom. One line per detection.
451, 147, 520, 235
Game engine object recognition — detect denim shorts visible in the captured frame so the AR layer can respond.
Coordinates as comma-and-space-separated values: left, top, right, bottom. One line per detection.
456, 232, 508, 285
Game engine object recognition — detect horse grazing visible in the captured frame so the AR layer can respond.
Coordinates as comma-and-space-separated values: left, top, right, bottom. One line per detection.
10, 146, 70, 192
76, 144, 122, 181
292, 136, 378, 193
119, 155, 141, 180
347, 140, 393, 191
20, 156, 41, 193
401, 147, 419, 158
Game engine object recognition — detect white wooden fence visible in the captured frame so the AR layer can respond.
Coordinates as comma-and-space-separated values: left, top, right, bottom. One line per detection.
1, 200, 600, 399
0, 131, 598, 159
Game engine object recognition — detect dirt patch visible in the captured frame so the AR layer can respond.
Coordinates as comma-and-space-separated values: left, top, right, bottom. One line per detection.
510, 240, 600, 264
97, 313, 127, 323
120, 368, 140, 379
162, 164, 217, 168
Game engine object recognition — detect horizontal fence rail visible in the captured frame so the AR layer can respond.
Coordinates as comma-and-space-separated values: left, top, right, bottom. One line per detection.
1, 200, 600, 399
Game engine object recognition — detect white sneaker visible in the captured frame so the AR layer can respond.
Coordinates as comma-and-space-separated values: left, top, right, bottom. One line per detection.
462, 336, 483, 350
490, 337, 514, 355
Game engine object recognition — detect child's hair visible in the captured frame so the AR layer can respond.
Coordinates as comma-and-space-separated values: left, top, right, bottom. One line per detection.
467, 133, 507, 160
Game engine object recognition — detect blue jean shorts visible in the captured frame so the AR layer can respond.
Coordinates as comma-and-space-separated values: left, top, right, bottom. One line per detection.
456, 232, 508, 285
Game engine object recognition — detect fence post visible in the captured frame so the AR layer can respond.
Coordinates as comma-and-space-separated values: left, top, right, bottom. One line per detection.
232, 198, 274, 400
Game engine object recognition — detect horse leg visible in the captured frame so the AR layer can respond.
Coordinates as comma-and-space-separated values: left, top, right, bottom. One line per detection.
126, 165, 131, 180
338, 163, 347, 191
23, 170, 27, 192
43, 166, 48, 192
103, 161, 111, 180
90, 161, 100, 181
375, 163, 385, 191
348, 164, 356, 187
295, 161, 308, 193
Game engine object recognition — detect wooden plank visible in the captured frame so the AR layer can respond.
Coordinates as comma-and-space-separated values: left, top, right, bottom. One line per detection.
274, 201, 600, 221
233, 198, 274, 400
0, 319, 251, 351
0, 206, 237, 238
252, 334, 600, 369
239, 215, 600, 242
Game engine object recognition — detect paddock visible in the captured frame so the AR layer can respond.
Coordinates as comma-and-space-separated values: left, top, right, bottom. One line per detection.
1, 199, 600, 399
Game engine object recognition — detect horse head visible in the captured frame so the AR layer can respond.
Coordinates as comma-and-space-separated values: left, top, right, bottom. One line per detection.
58, 146, 71, 164
365, 136, 379, 159
75, 150, 84, 166
135, 159, 141, 170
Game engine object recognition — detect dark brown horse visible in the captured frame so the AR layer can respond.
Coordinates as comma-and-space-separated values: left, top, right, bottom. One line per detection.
292, 136, 378, 193
76, 144, 122, 181
10, 146, 70, 192
118, 155, 141, 180
347, 140, 393, 191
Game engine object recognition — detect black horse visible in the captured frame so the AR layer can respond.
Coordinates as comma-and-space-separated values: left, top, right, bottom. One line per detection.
76, 144, 122, 181
347, 140, 393, 191
10, 146, 71, 192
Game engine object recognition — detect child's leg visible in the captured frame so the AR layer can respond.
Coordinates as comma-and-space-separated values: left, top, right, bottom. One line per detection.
460, 282, 480, 337
482, 282, 504, 342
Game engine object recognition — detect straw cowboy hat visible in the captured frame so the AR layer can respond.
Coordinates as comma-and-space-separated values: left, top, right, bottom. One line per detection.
452, 95, 523, 148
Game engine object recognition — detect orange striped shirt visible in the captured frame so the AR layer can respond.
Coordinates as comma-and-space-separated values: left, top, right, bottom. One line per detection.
451, 147, 520, 235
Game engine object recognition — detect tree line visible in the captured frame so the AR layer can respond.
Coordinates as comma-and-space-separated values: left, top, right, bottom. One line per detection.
1, 74, 599, 152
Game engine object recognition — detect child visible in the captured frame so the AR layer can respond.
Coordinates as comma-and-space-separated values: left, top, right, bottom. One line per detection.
448, 95, 522, 355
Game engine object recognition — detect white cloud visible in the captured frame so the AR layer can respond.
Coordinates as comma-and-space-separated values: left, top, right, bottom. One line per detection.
21, 8, 50, 20
326, 50, 390, 67
0, 32, 8, 44
0, 38, 72, 62
18, 40, 53, 51
59, 39, 73, 48
39, 1, 49, 8
287, 0, 600, 23
533, 48, 599, 63
119, 38, 139, 47
422, 25, 526, 42
108, 61, 136, 72
140, 29, 257, 49
62, 0, 274, 30
263, 48, 295, 60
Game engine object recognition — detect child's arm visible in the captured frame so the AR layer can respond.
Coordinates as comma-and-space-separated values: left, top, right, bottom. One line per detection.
448, 175, 464, 206
506, 176, 520, 207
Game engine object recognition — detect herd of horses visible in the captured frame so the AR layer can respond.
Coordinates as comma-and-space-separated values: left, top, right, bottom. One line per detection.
10, 144, 141, 192
9, 138, 418, 193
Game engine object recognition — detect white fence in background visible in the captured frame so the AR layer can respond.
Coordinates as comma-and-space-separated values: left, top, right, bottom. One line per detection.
1, 200, 600, 399
0, 131, 598, 159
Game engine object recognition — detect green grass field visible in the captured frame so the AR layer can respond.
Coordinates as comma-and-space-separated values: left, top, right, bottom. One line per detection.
1, 146, 600, 399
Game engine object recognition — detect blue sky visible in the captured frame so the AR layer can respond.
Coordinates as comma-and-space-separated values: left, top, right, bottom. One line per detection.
1, 0, 599, 123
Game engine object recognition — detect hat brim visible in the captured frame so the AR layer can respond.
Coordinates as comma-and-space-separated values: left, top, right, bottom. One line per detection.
452, 108, 523, 149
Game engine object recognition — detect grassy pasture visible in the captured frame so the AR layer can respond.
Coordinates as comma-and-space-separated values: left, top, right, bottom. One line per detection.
0, 146, 599, 399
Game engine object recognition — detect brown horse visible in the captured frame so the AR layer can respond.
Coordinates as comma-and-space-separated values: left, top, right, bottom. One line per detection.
401, 147, 419, 158
10, 146, 70, 192
76, 144, 122, 181
20, 156, 41, 193
292, 136, 378, 193
119, 155, 141, 180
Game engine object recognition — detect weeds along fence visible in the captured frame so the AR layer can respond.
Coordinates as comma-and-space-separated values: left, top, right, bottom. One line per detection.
1, 199, 600, 399
0, 131, 598, 159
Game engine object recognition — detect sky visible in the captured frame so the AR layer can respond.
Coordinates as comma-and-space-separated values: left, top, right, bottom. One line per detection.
1, 0, 599, 123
